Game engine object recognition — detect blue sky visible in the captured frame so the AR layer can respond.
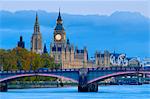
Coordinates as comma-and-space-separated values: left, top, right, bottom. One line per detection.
0, 0, 150, 17
0, 0, 150, 58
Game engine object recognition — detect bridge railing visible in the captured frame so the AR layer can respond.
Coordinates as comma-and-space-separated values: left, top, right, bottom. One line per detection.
88, 66, 149, 71
0, 67, 149, 74
0, 68, 80, 74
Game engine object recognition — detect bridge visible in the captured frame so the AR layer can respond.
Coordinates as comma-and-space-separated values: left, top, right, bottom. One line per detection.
0, 67, 150, 92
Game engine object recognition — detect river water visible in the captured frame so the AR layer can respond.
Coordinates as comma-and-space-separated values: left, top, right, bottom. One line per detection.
0, 85, 150, 99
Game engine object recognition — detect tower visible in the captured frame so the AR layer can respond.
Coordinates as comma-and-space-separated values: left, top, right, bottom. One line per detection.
84, 47, 88, 63
104, 50, 110, 66
18, 36, 25, 48
43, 43, 48, 53
50, 9, 89, 69
50, 10, 66, 63
31, 13, 42, 54
54, 9, 66, 43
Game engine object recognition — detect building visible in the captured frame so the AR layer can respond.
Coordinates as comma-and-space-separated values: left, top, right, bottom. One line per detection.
95, 50, 140, 67
43, 43, 48, 54
141, 58, 150, 67
31, 13, 43, 54
50, 10, 88, 69
17, 36, 25, 48
95, 50, 110, 66
127, 58, 140, 67
28, 10, 141, 68
110, 53, 128, 66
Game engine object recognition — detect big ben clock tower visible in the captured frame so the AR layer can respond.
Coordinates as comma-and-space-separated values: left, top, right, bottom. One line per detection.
50, 10, 66, 63
54, 10, 66, 43
50, 10, 88, 69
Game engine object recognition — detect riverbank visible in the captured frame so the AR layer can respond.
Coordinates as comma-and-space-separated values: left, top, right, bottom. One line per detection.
7, 81, 150, 89
8, 82, 77, 89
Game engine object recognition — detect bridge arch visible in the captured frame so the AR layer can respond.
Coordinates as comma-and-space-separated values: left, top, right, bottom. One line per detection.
88, 71, 150, 84
0, 73, 78, 83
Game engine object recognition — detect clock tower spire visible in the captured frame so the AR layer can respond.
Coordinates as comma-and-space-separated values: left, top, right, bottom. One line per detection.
57, 8, 62, 24
54, 9, 66, 43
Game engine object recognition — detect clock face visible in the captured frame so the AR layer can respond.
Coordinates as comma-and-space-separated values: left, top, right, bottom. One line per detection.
55, 34, 62, 41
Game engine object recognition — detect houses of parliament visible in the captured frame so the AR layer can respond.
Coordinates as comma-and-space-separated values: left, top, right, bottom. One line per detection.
17, 10, 140, 69
18, 10, 88, 69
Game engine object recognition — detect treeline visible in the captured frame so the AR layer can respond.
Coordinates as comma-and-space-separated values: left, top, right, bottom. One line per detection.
0, 47, 61, 71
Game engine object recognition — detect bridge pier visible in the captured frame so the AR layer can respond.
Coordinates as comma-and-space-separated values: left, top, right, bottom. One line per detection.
78, 82, 98, 92
78, 68, 98, 92
87, 82, 98, 92
0, 82, 8, 92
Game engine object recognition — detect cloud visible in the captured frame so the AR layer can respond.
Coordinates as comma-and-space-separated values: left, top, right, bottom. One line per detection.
0, 10, 149, 58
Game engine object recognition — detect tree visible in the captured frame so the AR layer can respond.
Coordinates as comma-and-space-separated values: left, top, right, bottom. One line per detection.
0, 48, 61, 82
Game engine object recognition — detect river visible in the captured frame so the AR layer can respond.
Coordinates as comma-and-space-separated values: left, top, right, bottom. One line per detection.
0, 85, 150, 99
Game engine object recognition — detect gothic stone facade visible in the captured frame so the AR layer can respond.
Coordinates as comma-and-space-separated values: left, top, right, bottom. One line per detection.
95, 50, 110, 66
31, 13, 42, 54
50, 11, 88, 69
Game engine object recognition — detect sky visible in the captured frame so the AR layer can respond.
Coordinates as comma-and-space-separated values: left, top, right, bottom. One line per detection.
0, 0, 150, 58
0, 0, 150, 17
